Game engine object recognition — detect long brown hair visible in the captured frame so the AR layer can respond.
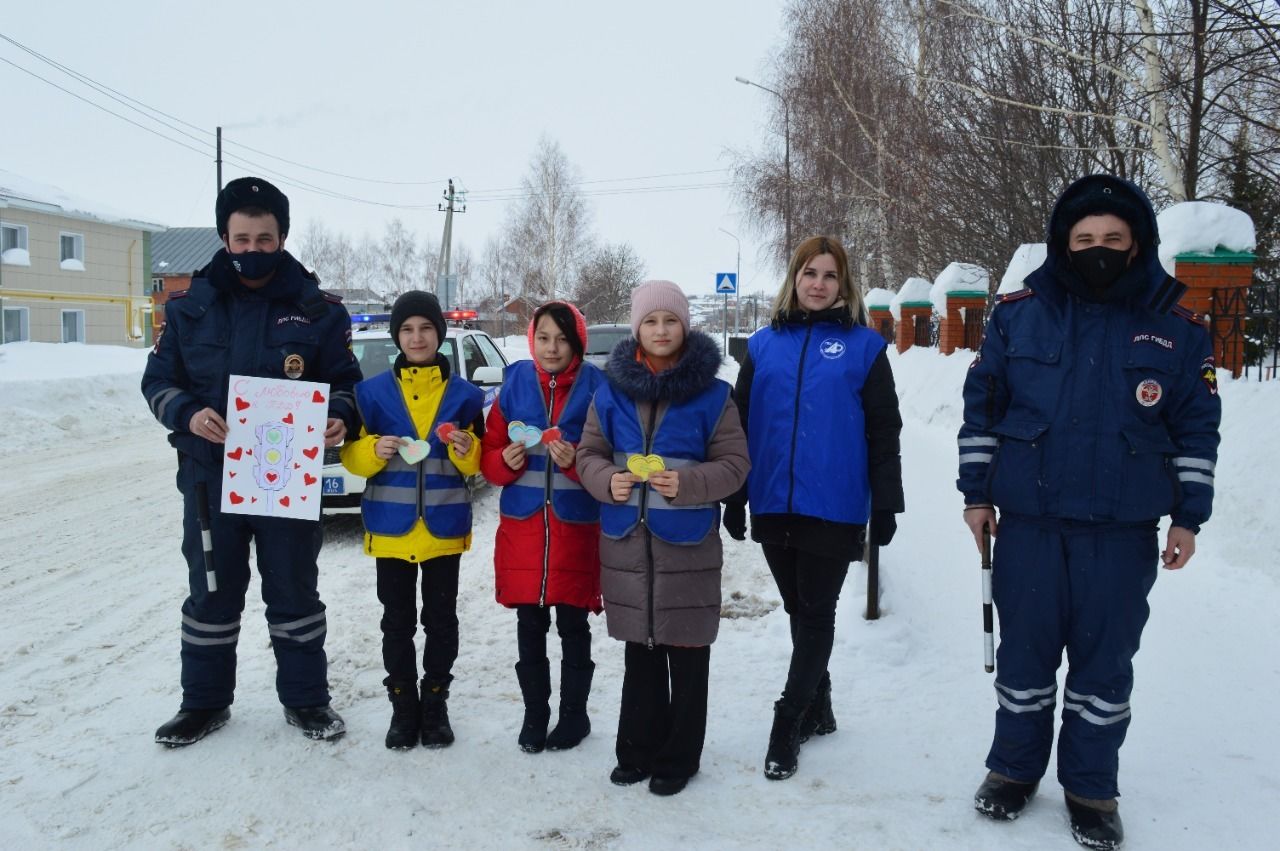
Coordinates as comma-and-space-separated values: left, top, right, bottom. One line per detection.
770, 235, 867, 325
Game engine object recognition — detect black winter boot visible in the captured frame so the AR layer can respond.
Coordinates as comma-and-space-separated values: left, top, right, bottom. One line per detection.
1066, 793, 1124, 849
155, 707, 230, 747
384, 680, 419, 750
515, 660, 552, 753
283, 705, 346, 741
799, 673, 837, 743
974, 771, 1040, 821
546, 661, 594, 751
420, 678, 455, 748
764, 700, 804, 780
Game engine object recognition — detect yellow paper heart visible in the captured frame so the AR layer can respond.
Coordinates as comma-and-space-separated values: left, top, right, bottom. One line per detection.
626, 453, 666, 480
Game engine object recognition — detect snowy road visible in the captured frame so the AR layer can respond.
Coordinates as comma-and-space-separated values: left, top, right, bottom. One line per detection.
1, 343, 1277, 850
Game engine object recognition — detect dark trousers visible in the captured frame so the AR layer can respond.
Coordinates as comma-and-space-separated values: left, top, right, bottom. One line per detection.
762, 543, 850, 711
616, 642, 711, 780
516, 604, 592, 667
987, 515, 1158, 800
177, 456, 329, 710
376, 555, 460, 685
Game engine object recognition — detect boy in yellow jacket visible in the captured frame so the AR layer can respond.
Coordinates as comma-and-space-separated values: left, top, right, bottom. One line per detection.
341, 291, 484, 749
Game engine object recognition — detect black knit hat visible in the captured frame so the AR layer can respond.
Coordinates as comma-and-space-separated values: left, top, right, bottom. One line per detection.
390, 291, 447, 350
533, 302, 584, 357
1049, 174, 1155, 252
216, 177, 290, 237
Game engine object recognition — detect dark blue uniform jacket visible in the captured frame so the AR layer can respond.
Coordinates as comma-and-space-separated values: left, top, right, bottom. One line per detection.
957, 176, 1221, 532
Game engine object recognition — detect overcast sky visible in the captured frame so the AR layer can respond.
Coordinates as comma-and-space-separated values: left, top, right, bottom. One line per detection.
2, 0, 793, 298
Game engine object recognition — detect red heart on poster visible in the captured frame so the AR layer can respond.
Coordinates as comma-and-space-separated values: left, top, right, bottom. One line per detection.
541, 427, 563, 445
265, 472, 278, 483
293, 463, 301, 469
280, 496, 291, 508
301, 495, 307, 501
307, 425, 315, 433
303, 447, 318, 460
312, 391, 326, 403
229, 471, 236, 478
239, 418, 247, 424
304, 473, 317, 486
229, 491, 244, 505
246, 449, 253, 456
235, 397, 250, 411
283, 413, 294, 424
435, 423, 456, 442
227, 447, 243, 461
251, 497, 257, 503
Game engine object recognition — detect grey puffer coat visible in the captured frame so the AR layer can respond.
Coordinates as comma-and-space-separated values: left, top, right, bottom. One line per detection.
576, 331, 750, 647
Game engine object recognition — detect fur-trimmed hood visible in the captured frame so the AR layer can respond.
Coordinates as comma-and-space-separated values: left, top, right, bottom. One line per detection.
604, 329, 723, 404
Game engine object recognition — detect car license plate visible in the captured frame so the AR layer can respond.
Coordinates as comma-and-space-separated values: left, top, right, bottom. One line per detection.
322, 476, 344, 495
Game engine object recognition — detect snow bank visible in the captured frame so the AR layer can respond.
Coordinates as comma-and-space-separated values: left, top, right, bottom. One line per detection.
890, 277, 932, 321
1157, 201, 1256, 276
930, 263, 989, 315
998, 243, 1046, 294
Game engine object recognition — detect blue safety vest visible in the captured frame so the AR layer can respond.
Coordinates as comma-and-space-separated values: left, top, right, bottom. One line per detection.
498, 360, 603, 523
592, 379, 730, 545
746, 322, 885, 524
356, 369, 484, 538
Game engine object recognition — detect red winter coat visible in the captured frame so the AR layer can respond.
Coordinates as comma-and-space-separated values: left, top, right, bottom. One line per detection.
482, 358, 603, 612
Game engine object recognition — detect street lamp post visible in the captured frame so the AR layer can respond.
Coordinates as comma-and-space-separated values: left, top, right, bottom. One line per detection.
735, 76, 791, 251
718, 227, 741, 336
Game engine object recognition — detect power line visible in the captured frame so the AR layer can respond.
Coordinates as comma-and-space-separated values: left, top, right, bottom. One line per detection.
465, 168, 731, 197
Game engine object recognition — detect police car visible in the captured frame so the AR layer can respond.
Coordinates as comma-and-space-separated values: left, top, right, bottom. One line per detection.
321, 312, 508, 514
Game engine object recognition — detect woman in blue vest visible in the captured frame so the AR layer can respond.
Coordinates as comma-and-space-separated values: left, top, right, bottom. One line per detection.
577, 280, 750, 797
340, 291, 485, 750
724, 235, 904, 781
480, 301, 605, 754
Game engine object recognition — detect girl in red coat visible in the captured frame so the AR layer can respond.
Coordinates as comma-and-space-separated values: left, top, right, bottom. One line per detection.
480, 301, 605, 753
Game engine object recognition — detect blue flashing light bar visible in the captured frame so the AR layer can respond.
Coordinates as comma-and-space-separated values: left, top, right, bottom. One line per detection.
351, 313, 391, 324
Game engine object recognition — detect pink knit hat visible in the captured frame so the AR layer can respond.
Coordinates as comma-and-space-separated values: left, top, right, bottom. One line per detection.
629, 280, 690, 337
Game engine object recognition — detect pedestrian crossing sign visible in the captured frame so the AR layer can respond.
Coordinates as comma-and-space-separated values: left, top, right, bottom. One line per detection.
716, 273, 738, 294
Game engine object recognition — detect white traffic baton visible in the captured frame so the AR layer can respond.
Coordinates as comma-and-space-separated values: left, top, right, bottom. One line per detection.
982, 526, 993, 673
195, 480, 218, 593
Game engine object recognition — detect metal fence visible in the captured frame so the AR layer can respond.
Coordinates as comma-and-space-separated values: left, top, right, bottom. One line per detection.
1212, 281, 1280, 380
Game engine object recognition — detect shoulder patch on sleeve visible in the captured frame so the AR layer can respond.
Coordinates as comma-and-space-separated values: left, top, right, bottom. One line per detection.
322, 291, 343, 304
996, 288, 1034, 304
1172, 304, 1207, 326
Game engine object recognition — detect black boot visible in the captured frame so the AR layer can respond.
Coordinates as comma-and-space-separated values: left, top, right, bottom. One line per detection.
515, 660, 552, 754
155, 707, 230, 747
974, 771, 1040, 821
283, 705, 346, 741
546, 661, 594, 751
420, 678, 455, 748
1066, 793, 1124, 849
799, 673, 837, 743
385, 680, 419, 750
763, 700, 804, 780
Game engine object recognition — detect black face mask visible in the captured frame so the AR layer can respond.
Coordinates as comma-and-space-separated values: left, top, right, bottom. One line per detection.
1070, 245, 1131, 291
229, 249, 283, 280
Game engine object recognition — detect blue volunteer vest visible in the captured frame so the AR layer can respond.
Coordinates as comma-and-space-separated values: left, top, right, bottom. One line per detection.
592, 379, 730, 545
498, 360, 603, 524
746, 322, 884, 524
356, 368, 484, 538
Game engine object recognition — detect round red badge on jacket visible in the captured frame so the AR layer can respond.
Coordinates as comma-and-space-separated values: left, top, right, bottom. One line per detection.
1136, 379, 1162, 407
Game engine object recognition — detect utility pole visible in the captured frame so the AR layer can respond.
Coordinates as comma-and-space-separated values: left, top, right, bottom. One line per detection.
436, 179, 466, 310
216, 126, 223, 190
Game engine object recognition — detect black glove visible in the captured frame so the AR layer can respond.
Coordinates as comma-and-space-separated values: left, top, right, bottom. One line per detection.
869, 510, 897, 547
722, 501, 747, 541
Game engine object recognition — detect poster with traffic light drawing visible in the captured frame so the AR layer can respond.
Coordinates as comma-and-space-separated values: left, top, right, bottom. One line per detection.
219, 374, 330, 521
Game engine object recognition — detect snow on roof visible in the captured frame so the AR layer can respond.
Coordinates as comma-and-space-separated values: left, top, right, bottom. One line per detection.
998, 243, 1047, 294
890, 277, 933, 321
1157, 202, 1256, 276
0, 168, 164, 232
865, 287, 895, 309
930, 262, 989, 314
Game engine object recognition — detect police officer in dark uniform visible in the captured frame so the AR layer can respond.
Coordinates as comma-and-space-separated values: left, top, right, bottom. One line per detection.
143, 177, 362, 746
957, 175, 1222, 849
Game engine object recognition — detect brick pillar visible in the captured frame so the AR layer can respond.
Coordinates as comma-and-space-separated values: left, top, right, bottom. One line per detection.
1174, 250, 1255, 377
896, 305, 933, 354
938, 295, 988, 355
868, 307, 894, 347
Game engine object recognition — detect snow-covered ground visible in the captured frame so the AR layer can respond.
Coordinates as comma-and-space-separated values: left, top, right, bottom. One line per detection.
1, 340, 1277, 850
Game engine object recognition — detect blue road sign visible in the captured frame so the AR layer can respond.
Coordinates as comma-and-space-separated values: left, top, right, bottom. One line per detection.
716, 273, 738, 294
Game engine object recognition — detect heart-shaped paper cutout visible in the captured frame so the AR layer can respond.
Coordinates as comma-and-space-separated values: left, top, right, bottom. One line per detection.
235, 397, 250, 411
398, 439, 431, 465
304, 473, 317, 486
540, 427, 564, 445
303, 447, 318, 460
229, 491, 245, 505
507, 421, 543, 448
435, 422, 457, 442
626, 453, 666, 481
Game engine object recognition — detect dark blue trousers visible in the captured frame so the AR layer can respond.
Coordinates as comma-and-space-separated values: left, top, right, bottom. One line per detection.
987, 514, 1159, 800
176, 456, 329, 710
